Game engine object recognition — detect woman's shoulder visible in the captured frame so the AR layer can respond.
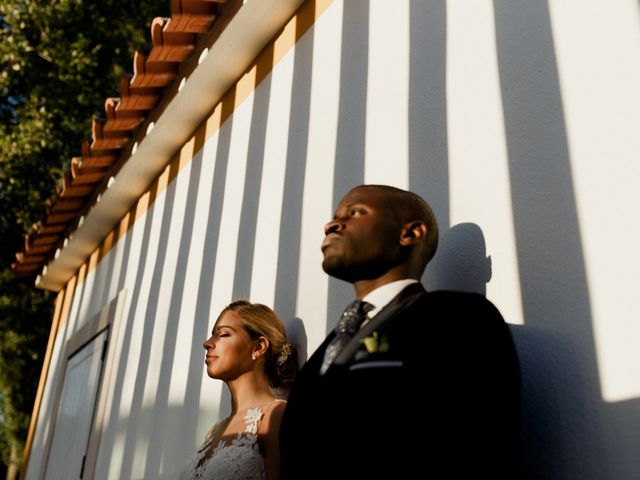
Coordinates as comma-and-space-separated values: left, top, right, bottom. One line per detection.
262, 398, 287, 418
257, 399, 286, 433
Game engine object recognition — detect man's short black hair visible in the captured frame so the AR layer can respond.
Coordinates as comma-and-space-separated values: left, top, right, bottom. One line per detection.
354, 185, 439, 266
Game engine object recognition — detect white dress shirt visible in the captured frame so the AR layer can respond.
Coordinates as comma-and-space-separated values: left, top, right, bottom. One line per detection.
360, 279, 418, 327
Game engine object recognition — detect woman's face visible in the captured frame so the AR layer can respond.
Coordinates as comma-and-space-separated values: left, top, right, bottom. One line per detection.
203, 310, 256, 381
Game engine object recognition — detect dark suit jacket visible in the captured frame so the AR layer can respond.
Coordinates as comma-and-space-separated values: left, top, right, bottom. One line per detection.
280, 284, 521, 479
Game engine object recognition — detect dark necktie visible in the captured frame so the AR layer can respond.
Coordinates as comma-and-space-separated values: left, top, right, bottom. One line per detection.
320, 299, 374, 375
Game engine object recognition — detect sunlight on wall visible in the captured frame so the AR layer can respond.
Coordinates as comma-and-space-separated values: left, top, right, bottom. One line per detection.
209, 97, 254, 316
365, 1, 409, 187
167, 149, 217, 406
197, 378, 226, 441
446, 0, 524, 325
107, 430, 127, 480
250, 46, 294, 306
549, 0, 640, 401
295, 1, 343, 353
138, 169, 191, 411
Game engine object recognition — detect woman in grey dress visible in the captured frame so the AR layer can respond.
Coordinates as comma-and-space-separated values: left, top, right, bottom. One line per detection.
179, 300, 297, 480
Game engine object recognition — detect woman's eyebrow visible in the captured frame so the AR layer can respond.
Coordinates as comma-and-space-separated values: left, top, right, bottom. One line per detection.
212, 324, 235, 334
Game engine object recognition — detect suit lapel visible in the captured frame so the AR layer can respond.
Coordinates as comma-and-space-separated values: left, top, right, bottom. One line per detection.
332, 283, 427, 366
300, 330, 337, 377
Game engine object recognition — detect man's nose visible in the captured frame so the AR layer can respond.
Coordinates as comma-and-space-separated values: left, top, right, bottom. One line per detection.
324, 219, 342, 235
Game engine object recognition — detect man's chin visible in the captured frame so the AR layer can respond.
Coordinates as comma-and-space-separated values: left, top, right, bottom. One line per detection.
322, 261, 354, 283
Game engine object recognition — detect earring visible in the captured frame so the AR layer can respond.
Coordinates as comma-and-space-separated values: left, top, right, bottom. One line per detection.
252, 353, 257, 360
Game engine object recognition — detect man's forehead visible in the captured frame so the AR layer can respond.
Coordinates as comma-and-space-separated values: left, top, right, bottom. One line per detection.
340, 187, 388, 206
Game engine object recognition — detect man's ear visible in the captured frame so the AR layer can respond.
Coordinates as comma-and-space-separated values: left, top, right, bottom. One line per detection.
399, 221, 427, 246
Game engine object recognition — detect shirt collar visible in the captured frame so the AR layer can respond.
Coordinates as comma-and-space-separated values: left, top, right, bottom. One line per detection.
362, 279, 419, 319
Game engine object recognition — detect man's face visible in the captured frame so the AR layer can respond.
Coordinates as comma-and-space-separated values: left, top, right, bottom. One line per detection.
321, 187, 403, 283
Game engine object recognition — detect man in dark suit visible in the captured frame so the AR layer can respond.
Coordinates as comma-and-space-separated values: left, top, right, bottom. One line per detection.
280, 184, 520, 479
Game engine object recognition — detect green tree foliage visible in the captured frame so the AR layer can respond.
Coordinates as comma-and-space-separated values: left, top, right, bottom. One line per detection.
0, 271, 51, 471
0, 0, 168, 474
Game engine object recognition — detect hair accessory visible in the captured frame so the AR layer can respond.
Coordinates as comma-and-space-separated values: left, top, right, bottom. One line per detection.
277, 342, 293, 366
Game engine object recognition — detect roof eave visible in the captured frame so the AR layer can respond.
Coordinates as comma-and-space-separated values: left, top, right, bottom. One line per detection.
36, 0, 306, 291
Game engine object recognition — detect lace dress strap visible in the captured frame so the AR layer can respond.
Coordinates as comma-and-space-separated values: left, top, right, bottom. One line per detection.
243, 399, 286, 435
243, 407, 264, 435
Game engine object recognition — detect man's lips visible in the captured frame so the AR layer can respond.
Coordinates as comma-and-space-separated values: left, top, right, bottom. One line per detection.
321, 233, 341, 250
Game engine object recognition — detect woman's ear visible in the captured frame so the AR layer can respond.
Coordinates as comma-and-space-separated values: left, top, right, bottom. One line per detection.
253, 336, 270, 357
399, 221, 427, 246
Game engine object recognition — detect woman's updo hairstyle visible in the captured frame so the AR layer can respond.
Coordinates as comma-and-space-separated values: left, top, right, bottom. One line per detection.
220, 300, 298, 389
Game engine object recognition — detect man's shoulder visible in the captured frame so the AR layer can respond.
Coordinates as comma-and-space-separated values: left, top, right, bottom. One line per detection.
425, 288, 489, 301
424, 288, 498, 306
411, 288, 506, 324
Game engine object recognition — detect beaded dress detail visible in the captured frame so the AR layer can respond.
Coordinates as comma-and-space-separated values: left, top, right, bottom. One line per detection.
179, 401, 282, 480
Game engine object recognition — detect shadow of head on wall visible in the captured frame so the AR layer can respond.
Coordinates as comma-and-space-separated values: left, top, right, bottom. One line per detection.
423, 222, 492, 295
286, 316, 308, 366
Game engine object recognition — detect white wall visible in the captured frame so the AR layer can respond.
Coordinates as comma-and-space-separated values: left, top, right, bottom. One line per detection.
28, 0, 640, 478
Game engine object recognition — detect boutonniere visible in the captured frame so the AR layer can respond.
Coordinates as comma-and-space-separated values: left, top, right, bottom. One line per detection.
361, 331, 390, 354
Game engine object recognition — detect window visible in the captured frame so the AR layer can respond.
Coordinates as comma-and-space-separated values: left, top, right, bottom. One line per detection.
40, 290, 126, 479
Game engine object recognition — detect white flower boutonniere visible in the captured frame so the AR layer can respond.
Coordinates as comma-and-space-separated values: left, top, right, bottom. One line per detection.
361, 331, 390, 354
